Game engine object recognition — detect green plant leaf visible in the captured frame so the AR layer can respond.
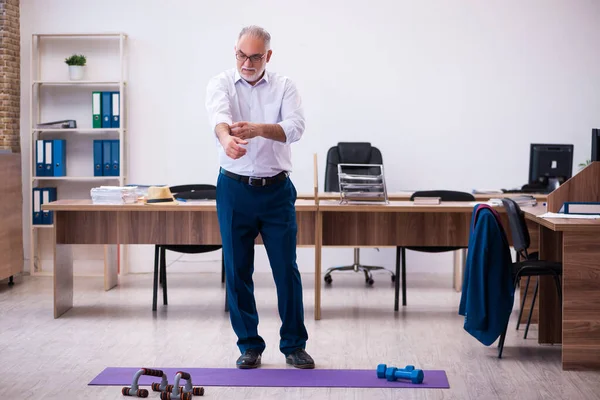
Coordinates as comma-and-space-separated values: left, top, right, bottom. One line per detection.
64, 54, 86, 66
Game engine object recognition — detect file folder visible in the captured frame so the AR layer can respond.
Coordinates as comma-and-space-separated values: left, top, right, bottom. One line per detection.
36, 140, 45, 176
52, 139, 66, 177
103, 140, 111, 175
111, 91, 120, 128
32, 188, 42, 225
41, 187, 57, 225
561, 202, 600, 215
44, 140, 54, 176
101, 91, 112, 128
110, 139, 120, 176
92, 91, 102, 128
93, 140, 103, 176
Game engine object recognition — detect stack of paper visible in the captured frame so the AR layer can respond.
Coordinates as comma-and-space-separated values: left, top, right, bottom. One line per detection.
489, 195, 537, 207
91, 186, 138, 204
413, 197, 441, 205
472, 189, 504, 194
540, 212, 600, 219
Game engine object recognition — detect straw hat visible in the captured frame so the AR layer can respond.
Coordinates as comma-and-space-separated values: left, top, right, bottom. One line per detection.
145, 186, 178, 205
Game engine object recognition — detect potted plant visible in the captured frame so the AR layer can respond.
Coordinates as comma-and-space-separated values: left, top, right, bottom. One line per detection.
64, 54, 86, 80
579, 159, 591, 170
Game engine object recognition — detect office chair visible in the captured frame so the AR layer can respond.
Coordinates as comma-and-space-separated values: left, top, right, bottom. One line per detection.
152, 184, 228, 312
496, 198, 562, 358
395, 190, 475, 310
323, 142, 396, 286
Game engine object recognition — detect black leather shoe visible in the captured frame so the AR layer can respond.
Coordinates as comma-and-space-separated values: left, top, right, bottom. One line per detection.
236, 349, 262, 369
285, 348, 315, 369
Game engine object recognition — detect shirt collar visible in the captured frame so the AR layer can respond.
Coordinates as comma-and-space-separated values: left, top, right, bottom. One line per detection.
234, 69, 269, 86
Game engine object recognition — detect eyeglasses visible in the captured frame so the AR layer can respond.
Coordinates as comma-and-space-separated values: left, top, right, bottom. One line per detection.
236, 52, 266, 63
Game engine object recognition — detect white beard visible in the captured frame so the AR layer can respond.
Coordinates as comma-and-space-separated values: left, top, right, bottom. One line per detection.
240, 67, 263, 82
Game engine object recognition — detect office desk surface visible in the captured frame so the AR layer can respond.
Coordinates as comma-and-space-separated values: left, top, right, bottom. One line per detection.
318, 200, 488, 212
523, 206, 600, 231
42, 199, 318, 212
300, 192, 549, 201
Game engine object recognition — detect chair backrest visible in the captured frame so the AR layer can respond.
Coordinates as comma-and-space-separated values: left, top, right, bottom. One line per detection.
500, 198, 530, 256
324, 142, 383, 192
409, 190, 475, 202
169, 184, 216, 200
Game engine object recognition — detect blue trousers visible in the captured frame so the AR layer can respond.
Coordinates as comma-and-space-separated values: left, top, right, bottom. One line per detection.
216, 171, 309, 356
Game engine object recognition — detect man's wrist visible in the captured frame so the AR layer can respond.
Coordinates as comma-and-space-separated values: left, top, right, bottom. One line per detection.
215, 123, 231, 145
257, 123, 267, 138
260, 123, 286, 143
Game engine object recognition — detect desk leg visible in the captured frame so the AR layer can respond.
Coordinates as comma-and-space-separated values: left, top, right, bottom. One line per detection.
453, 249, 466, 292
53, 227, 73, 318
314, 211, 322, 320
104, 245, 119, 291
562, 231, 600, 370
538, 225, 562, 344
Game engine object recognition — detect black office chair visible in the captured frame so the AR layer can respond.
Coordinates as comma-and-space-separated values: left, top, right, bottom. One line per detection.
323, 142, 396, 286
496, 198, 562, 358
395, 190, 475, 310
152, 184, 227, 312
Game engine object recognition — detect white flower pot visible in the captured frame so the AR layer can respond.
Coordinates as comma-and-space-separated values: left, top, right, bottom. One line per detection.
68, 65, 85, 80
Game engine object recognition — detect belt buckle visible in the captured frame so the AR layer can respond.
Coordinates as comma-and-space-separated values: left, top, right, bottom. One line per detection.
248, 176, 265, 187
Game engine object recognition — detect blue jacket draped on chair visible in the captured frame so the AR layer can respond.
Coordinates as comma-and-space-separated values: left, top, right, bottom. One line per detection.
459, 204, 515, 346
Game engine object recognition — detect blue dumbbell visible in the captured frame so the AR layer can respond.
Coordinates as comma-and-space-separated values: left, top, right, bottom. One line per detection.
385, 366, 424, 384
376, 364, 415, 379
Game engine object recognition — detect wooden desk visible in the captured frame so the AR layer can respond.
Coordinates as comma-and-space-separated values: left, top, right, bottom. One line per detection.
44, 199, 318, 318
524, 206, 600, 370
44, 198, 537, 320
299, 192, 549, 202
313, 200, 539, 320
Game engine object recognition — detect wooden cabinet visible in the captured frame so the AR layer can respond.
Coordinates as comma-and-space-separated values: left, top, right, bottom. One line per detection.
0, 153, 23, 282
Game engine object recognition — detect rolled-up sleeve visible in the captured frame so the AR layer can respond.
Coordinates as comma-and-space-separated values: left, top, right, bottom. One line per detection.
278, 79, 306, 144
205, 74, 233, 134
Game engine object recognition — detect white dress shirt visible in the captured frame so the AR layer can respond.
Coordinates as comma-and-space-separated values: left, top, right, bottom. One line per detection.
205, 68, 305, 177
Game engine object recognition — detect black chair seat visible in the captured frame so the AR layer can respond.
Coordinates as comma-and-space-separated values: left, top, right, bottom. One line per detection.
513, 260, 562, 276
404, 246, 464, 253
160, 244, 222, 254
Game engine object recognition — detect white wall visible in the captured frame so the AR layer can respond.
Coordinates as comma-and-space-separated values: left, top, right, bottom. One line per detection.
19, 0, 600, 276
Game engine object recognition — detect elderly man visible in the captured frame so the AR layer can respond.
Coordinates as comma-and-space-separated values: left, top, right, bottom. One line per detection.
205, 25, 314, 370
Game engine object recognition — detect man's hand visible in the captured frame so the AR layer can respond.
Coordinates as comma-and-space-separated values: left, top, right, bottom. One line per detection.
221, 135, 248, 159
230, 122, 263, 140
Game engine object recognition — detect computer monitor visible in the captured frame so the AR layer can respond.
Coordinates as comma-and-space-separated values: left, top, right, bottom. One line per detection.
592, 129, 600, 162
528, 143, 573, 192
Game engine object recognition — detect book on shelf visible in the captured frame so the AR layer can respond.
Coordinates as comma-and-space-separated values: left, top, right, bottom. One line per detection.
32, 187, 57, 225
35, 139, 66, 177
93, 139, 120, 176
36, 119, 76, 129
92, 91, 120, 128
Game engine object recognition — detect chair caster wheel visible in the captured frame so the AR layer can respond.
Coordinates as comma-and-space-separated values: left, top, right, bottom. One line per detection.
324, 275, 332, 284
366, 278, 374, 286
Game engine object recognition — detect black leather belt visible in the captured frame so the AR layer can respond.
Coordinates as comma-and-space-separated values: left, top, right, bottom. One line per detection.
220, 168, 288, 187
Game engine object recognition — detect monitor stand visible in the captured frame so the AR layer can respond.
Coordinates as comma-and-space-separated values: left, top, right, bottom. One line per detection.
520, 177, 562, 194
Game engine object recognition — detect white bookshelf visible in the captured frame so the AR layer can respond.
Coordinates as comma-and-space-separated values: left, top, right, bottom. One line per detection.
29, 33, 128, 276
33, 80, 125, 85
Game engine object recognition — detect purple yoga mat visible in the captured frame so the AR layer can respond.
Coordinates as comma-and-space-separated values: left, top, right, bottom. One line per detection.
89, 367, 449, 389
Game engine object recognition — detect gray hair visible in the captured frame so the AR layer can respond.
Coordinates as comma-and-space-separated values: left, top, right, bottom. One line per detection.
238, 25, 271, 49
